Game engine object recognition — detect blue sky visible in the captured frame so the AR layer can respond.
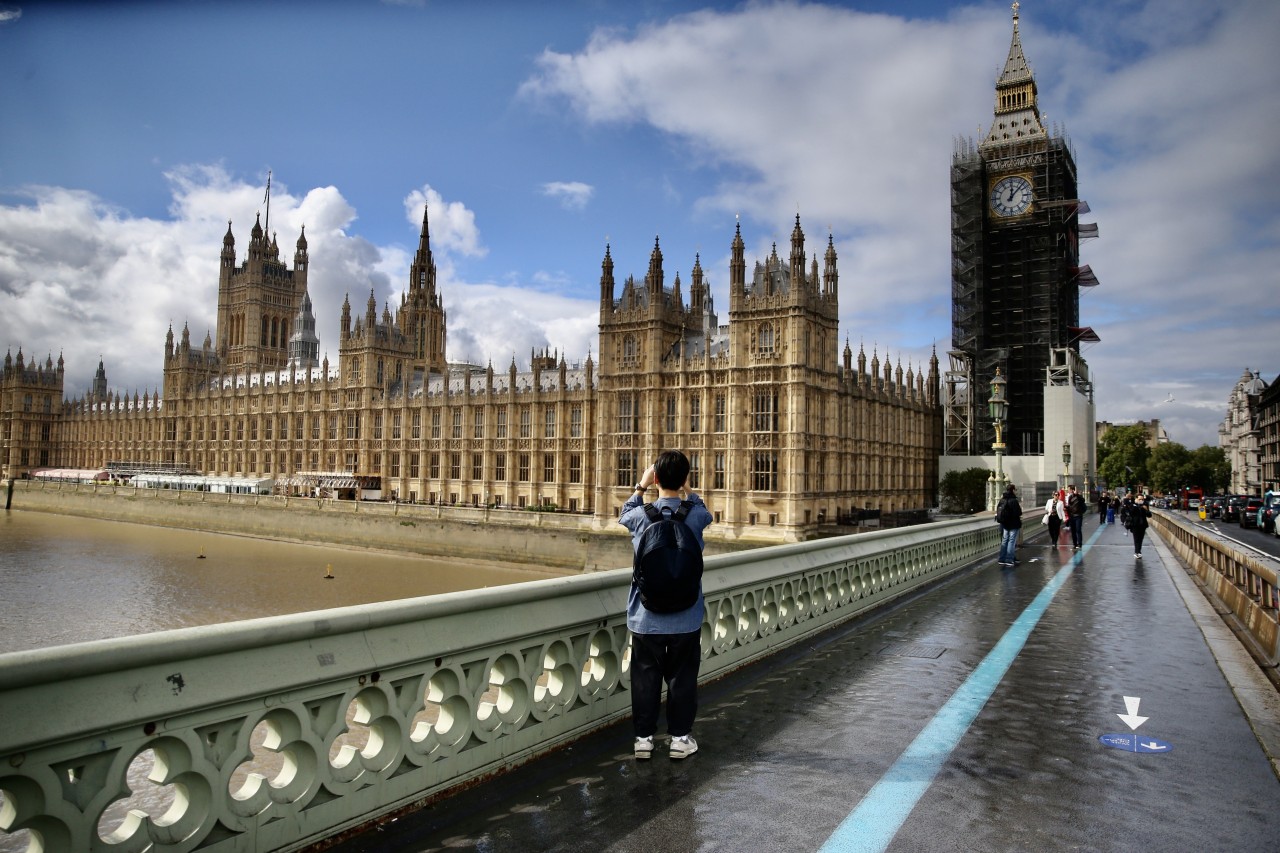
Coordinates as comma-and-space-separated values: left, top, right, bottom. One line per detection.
1, 0, 1277, 450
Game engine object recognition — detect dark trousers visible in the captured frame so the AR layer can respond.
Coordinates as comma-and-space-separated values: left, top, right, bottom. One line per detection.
1047, 515, 1062, 544
1133, 527, 1147, 554
631, 631, 700, 739
1068, 515, 1084, 547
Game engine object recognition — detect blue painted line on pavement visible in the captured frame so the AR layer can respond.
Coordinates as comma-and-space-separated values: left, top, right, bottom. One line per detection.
818, 522, 1106, 853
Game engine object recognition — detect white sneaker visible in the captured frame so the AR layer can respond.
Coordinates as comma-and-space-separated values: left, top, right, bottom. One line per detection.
634, 736, 654, 759
669, 735, 698, 760
1135, 553, 1143, 559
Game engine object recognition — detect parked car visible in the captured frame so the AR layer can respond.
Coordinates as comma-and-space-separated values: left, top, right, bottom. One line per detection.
1222, 495, 1246, 523
1239, 496, 1264, 529
1261, 492, 1280, 535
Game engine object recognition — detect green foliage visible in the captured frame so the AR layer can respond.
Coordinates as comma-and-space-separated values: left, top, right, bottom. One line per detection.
1192, 445, 1232, 493
1118, 437, 1230, 494
1097, 424, 1152, 490
939, 467, 991, 513
1146, 442, 1190, 494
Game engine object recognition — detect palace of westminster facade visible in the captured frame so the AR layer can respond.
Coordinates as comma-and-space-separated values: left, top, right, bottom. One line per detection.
1, 206, 942, 540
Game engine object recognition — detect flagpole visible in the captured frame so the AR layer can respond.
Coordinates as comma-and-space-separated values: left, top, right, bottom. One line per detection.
264, 170, 272, 238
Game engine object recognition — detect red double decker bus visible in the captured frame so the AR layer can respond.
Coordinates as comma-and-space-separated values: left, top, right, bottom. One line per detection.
1178, 486, 1204, 510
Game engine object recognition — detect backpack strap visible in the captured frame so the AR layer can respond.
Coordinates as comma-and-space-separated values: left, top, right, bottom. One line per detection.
642, 503, 663, 523
674, 499, 694, 521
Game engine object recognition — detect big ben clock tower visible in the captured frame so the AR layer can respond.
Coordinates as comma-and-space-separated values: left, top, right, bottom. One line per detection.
947, 2, 1098, 460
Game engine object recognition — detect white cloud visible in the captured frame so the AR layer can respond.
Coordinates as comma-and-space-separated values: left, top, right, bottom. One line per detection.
403, 185, 486, 259
541, 181, 594, 211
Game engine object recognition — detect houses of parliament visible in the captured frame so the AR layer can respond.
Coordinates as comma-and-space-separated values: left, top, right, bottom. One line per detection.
1, 206, 942, 541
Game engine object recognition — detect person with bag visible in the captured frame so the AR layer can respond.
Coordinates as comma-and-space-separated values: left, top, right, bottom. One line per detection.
1043, 491, 1066, 546
995, 483, 1022, 567
1065, 484, 1087, 550
619, 450, 713, 760
1119, 494, 1134, 530
1130, 495, 1153, 558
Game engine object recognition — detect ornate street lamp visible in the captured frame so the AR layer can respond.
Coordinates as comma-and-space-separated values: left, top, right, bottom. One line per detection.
987, 368, 1008, 511
1083, 462, 1091, 496
1061, 440, 1072, 491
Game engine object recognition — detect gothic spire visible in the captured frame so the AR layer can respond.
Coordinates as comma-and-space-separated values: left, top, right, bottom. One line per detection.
983, 1, 1045, 147
646, 236, 664, 295
411, 205, 436, 297
600, 242, 615, 307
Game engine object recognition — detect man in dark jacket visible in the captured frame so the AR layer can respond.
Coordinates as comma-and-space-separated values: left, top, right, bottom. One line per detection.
1065, 484, 1087, 550
1130, 495, 1152, 558
996, 483, 1022, 566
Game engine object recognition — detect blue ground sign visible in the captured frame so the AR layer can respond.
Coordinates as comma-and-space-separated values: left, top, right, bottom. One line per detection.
1099, 733, 1173, 754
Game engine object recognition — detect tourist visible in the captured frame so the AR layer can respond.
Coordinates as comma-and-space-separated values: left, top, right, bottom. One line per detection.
996, 483, 1022, 567
619, 451, 713, 760
1044, 490, 1066, 546
1066, 484, 1087, 550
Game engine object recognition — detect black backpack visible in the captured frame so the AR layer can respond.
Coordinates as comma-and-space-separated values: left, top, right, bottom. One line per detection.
633, 501, 704, 613
995, 497, 1013, 525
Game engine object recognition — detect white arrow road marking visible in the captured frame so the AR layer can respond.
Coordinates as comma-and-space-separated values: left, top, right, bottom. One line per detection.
1118, 695, 1149, 730
1139, 741, 1169, 751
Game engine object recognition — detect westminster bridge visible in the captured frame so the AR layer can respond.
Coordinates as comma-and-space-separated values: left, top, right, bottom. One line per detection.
2, 511, 1279, 852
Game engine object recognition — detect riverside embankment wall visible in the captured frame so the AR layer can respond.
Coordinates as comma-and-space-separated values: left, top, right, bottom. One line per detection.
5, 480, 756, 572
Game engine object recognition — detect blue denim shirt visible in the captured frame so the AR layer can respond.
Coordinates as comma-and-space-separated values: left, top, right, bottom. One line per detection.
619, 491, 712, 635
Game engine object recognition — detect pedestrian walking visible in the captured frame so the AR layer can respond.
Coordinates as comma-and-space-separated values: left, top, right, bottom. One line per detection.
1119, 494, 1134, 530
619, 450, 713, 760
1097, 492, 1109, 524
1130, 495, 1152, 558
1106, 493, 1116, 525
1044, 491, 1066, 546
1066, 484, 1087, 550
996, 484, 1022, 566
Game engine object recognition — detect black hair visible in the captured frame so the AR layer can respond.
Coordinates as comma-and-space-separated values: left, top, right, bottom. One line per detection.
654, 450, 691, 491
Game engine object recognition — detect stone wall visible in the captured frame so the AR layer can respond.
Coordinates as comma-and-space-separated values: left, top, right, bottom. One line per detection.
7, 480, 755, 572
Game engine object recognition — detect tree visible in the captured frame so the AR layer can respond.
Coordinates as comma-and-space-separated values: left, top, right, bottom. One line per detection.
1135, 441, 1230, 495
940, 467, 991, 513
1147, 442, 1191, 494
1189, 445, 1231, 493
1097, 424, 1151, 491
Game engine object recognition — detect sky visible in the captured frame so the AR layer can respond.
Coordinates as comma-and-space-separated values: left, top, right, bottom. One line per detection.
0, 0, 1277, 451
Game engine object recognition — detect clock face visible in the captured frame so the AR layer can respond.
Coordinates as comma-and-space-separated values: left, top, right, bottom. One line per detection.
990, 175, 1033, 217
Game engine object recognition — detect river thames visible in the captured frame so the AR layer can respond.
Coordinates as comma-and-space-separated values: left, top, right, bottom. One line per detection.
0, 509, 574, 653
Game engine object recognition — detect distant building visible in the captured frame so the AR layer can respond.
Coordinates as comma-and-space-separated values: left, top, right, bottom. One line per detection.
1221, 369, 1268, 495
1096, 420, 1169, 450
3, 210, 942, 542
0, 350, 63, 472
1257, 375, 1280, 493
944, 3, 1098, 461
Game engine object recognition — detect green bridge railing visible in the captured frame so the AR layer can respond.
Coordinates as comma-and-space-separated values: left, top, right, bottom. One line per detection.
0, 517, 998, 852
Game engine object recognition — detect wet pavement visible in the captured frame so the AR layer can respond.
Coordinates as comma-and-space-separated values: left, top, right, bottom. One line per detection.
329, 516, 1280, 853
